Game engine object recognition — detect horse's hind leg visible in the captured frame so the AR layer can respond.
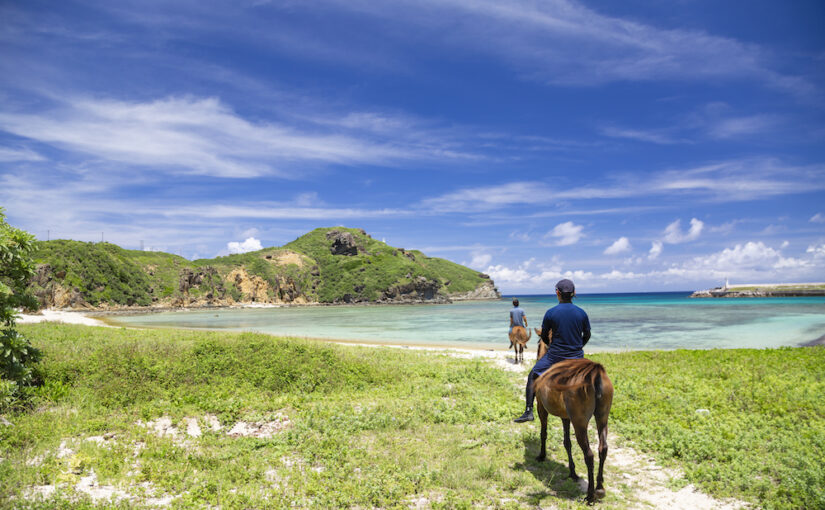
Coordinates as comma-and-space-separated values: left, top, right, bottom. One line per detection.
573, 420, 596, 503
561, 418, 577, 480
536, 401, 549, 461
595, 413, 609, 498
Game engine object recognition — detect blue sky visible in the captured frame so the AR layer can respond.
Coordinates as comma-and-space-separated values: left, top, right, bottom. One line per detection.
1, 0, 824, 293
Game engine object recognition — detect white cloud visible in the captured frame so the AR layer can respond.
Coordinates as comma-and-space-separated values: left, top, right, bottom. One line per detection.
689, 241, 809, 274
648, 241, 663, 260
486, 258, 596, 291
0, 146, 45, 162
545, 221, 584, 246
227, 237, 263, 254
509, 231, 531, 242
663, 218, 704, 244
485, 260, 536, 286
333, 0, 812, 95
810, 213, 825, 223
599, 126, 684, 145
421, 158, 825, 216
807, 244, 825, 258
448, 237, 825, 293
604, 236, 631, 255
469, 253, 492, 269
706, 114, 779, 139
420, 181, 548, 213
0, 95, 477, 179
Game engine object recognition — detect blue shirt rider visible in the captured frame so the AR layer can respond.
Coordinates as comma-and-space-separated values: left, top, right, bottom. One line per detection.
514, 279, 591, 423
509, 298, 528, 334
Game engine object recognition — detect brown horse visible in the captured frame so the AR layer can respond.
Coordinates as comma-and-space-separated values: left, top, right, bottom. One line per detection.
534, 328, 548, 360
533, 358, 613, 504
508, 326, 531, 363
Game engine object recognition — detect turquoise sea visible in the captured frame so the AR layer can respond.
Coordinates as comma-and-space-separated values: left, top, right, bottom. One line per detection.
105, 292, 825, 351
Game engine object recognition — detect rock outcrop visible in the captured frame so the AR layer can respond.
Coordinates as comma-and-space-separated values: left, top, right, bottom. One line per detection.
326, 230, 360, 256
377, 276, 448, 304
29, 265, 88, 309
449, 280, 501, 301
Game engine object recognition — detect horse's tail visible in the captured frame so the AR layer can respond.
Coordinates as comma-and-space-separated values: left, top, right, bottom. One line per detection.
526, 328, 532, 341
543, 359, 607, 395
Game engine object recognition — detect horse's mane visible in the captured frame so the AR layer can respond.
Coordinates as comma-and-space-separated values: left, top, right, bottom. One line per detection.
534, 358, 605, 392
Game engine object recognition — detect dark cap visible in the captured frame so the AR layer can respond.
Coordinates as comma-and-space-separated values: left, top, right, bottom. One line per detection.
555, 279, 575, 293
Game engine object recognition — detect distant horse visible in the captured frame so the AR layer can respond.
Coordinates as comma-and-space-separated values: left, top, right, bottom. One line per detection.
508, 326, 531, 363
533, 358, 613, 504
534, 328, 548, 360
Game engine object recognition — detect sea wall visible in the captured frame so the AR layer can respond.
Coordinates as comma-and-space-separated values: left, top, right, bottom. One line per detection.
690, 288, 825, 298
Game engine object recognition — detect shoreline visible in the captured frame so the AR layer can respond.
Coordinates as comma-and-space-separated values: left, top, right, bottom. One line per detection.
35, 297, 502, 317
17, 308, 825, 351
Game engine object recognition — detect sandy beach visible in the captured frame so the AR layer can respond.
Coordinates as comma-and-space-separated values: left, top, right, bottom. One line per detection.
17, 309, 111, 328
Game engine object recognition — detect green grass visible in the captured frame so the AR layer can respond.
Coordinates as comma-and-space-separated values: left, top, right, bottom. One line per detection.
2, 324, 823, 508
590, 348, 825, 510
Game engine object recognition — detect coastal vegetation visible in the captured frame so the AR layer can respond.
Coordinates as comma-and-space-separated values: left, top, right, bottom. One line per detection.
27, 227, 499, 310
2, 323, 822, 509
0, 209, 42, 411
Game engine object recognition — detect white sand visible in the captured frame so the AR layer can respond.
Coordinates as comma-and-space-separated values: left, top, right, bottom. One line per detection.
16, 309, 109, 327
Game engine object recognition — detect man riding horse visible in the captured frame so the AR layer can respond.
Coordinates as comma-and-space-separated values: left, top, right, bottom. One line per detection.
514, 278, 591, 423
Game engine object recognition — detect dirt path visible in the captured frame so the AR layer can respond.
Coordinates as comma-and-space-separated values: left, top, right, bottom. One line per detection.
479, 351, 749, 509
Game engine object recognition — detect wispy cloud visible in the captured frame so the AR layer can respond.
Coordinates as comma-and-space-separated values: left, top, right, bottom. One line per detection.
421, 158, 825, 214
0, 146, 45, 162
161, 204, 412, 220
599, 126, 686, 145
319, 0, 817, 97
0, 95, 480, 179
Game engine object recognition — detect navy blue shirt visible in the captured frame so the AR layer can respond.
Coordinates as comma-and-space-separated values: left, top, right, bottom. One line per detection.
541, 303, 591, 359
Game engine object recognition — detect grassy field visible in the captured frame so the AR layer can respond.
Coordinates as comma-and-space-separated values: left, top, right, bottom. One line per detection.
1, 324, 823, 509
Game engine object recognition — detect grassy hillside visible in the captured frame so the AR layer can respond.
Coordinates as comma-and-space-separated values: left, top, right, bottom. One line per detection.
283, 227, 488, 302
27, 228, 497, 309
2, 324, 823, 508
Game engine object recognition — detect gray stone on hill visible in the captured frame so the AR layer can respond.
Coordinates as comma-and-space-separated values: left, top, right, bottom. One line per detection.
326, 230, 359, 256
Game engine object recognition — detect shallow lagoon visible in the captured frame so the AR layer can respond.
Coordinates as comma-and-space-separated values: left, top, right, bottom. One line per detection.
106, 292, 825, 350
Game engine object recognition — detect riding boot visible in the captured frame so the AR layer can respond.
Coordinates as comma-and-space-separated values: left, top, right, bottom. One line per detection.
513, 407, 533, 422
514, 372, 538, 422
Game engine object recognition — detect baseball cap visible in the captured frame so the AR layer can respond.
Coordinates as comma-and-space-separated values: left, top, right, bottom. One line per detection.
555, 279, 575, 293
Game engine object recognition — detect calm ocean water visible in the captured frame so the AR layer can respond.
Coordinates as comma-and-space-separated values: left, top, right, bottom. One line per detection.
106, 292, 825, 350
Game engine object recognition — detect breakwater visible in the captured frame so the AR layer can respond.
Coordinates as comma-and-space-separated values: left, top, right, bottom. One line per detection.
691, 283, 825, 298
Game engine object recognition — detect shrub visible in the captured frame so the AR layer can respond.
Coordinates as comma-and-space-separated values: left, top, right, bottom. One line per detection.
0, 209, 42, 411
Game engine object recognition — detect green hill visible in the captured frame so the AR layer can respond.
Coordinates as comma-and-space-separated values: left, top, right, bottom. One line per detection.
27, 227, 499, 309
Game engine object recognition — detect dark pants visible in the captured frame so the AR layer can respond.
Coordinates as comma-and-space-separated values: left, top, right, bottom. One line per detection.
525, 350, 584, 409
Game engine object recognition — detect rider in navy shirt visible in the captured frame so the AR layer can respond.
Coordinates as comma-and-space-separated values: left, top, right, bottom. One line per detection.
514, 279, 591, 423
